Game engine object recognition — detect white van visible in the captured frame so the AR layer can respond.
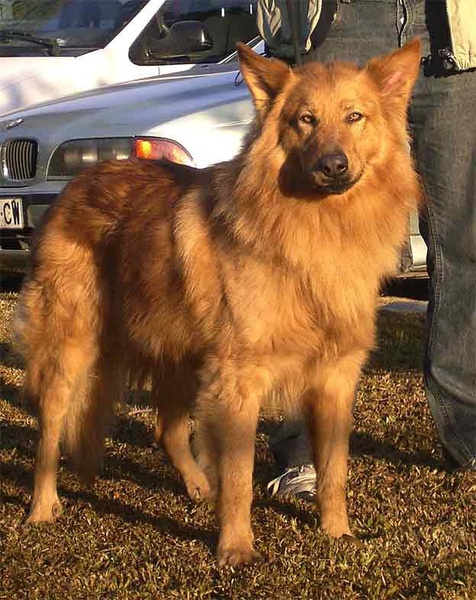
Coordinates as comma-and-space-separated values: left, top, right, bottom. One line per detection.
0, 0, 260, 115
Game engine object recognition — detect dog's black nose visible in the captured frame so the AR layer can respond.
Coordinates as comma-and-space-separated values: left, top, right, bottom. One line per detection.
315, 153, 348, 179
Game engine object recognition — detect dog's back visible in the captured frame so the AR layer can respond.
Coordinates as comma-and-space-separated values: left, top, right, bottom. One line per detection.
15, 158, 205, 361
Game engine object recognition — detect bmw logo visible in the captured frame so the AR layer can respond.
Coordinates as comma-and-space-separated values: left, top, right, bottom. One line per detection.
6, 118, 24, 130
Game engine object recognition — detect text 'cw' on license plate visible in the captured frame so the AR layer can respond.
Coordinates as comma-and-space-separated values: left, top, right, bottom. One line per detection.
0, 198, 24, 228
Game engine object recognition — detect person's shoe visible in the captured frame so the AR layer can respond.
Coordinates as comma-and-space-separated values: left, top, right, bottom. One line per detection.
266, 464, 316, 501
442, 448, 476, 472
464, 458, 476, 471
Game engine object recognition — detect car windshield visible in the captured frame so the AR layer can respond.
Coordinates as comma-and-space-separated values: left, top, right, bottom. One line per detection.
0, 1, 259, 54
0, 0, 148, 50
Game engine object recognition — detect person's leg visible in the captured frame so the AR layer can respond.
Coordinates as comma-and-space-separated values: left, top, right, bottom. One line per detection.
402, 0, 476, 469
268, 417, 312, 470
267, 417, 316, 500
411, 72, 476, 468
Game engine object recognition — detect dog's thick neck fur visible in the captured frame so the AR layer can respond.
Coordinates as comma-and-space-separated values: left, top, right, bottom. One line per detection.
211, 111, 419, 285
209, 44, 422, 287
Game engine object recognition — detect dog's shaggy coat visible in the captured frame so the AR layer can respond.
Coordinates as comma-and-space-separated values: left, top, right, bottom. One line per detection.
14, 40, 422, 565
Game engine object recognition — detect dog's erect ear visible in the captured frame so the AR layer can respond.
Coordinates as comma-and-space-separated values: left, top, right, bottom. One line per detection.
236, 42, 292, 120
366, 38, 421, 104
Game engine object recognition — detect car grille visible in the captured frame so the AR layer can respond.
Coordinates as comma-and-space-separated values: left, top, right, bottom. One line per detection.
1, 139, 38, 181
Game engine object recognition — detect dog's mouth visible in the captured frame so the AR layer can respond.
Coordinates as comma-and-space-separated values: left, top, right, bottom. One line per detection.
310, 177, 358, 195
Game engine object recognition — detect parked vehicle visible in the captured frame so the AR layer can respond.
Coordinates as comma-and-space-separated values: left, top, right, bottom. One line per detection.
0, 39, 427, 275
0, 0, 259, 115
0, 54, 252, 270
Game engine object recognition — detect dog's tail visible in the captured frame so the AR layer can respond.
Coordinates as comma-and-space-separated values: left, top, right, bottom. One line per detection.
12, 216, 121, 482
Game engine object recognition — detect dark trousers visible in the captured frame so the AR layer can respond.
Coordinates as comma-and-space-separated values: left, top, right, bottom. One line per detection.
270, 0, 476, 469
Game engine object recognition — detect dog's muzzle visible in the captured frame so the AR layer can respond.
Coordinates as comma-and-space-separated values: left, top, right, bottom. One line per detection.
310, 152, 356, 194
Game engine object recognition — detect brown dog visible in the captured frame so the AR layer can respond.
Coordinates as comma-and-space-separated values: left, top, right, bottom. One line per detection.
14, 39, 422, 566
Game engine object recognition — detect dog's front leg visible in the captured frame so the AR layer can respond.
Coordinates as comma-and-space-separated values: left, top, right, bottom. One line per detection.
195, 360, 264, 566
305, 352, 365, 539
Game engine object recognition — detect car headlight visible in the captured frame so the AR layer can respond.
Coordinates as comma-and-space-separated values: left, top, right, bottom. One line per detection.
47, 137, 194, 179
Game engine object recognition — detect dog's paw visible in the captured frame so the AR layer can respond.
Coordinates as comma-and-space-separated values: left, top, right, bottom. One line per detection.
321, 523, 363, 548
184, 472, 215, 503
217, 543, 263, 567
320, 513, 353, 540
25, 499, 63, 524
323, 525, 353, 539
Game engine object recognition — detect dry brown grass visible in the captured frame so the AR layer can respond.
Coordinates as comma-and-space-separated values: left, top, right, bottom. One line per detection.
0, 290, 474, 599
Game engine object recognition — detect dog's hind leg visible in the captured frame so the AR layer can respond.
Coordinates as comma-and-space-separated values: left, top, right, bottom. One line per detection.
25, 340, 97, 523
305, 352, 365, 539
15, 242, 103, 523
65, 356, 124, 486
152, 358, 212, 502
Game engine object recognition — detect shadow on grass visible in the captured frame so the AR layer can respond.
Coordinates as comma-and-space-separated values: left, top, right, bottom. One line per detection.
370, 312, 425, 372
2, 412, 444, 497
0, 378, 26, 408
256, 419, 442, 474
350, 430, 441, 470
2, 423, 447, 557
101, 452, 186, 496
1, 461, 216, 552
0, 342, 25, 370
111, 414, 154, 449
1, 423, 188, 497
71, 487, 216, 551
0, 422, 36, 458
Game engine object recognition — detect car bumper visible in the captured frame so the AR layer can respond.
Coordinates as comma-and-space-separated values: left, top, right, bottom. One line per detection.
0, 248, 30, 272
0, 191, 59, 272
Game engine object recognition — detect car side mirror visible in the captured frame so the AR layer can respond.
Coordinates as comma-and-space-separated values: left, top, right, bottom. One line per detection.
148, 21, 213, 58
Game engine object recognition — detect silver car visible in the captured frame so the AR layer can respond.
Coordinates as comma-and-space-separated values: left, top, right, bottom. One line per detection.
0, 46, 427, 275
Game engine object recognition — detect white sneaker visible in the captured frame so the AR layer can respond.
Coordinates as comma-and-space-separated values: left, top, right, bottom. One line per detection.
266, 464, 316, 501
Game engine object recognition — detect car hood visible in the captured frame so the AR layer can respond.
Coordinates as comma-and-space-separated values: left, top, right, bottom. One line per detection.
0, 54, 102, 115
0, 65, 254, 167
0, 59, 38, 89
0, 64, 246, 120
0, 43, 207, 115
0, 66, 248, 122
0, 56, 74, 90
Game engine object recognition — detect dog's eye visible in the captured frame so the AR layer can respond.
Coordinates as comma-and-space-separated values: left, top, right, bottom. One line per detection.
298, 112, 316, 125
347, 111, 364, 123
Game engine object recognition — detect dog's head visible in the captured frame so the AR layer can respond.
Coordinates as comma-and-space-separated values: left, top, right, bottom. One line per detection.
237, 40, 421, 197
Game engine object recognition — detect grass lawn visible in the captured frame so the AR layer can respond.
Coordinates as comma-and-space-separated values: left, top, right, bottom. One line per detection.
0, 291, 474, 599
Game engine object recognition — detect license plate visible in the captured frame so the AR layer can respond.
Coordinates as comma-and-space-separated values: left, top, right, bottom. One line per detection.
0, 198, 24, 229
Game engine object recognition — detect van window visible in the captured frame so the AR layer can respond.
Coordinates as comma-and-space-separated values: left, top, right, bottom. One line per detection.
129, 0, 259, 65
0, 0, 146, 54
